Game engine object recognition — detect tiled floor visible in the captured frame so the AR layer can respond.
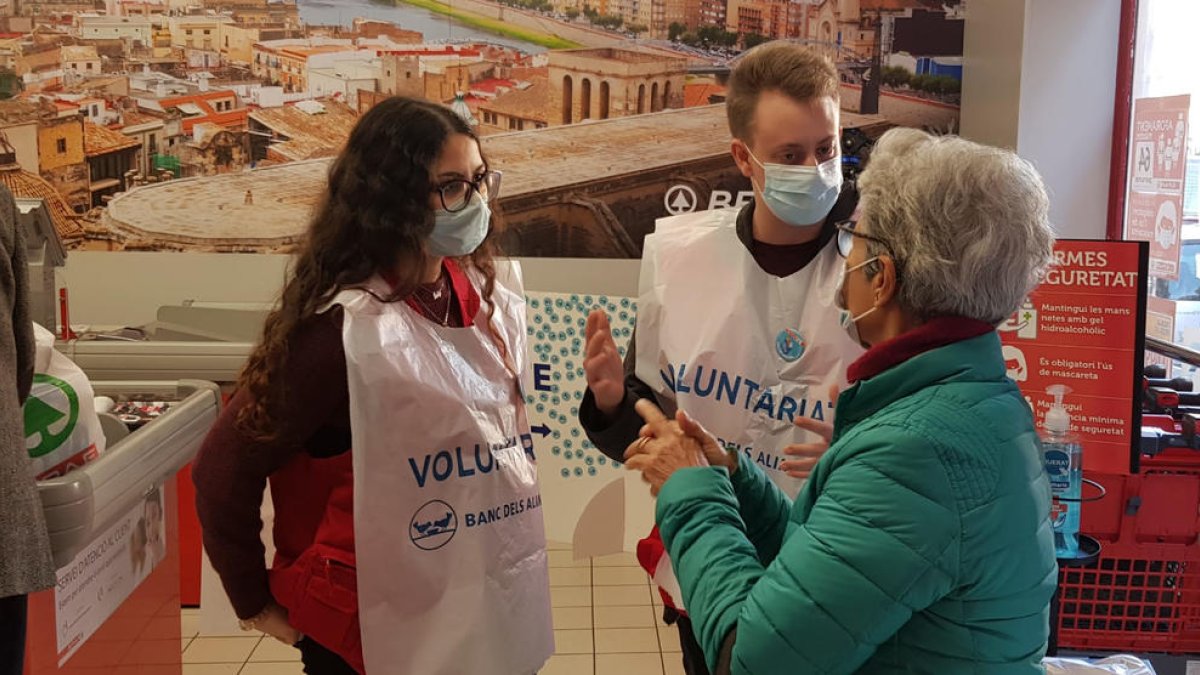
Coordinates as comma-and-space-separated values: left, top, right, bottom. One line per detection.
181, 542, 685, 675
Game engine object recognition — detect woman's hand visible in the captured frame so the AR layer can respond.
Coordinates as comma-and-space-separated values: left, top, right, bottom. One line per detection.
671, 408, 736, 474
251, 602, 302, 645
781, 385, 839, 480
624, 400, 730, 495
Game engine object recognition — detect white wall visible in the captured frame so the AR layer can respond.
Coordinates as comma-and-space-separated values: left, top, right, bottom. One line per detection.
961, 0, 1121, 240
6, 121, 41, 174
1016, 0, 1121, 240
959, 0, 1025, 150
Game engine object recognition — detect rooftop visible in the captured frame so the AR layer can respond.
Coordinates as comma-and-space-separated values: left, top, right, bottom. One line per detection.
84, 122, 140, 157
470, 78, 517, 96
278, 44, 359, 58
0, 162, 84, 241
479, 80, 547, 123
60, 45, 99, 61
556, 47, 682, 64
105, 160, 328, 246
160, 91, 246, 131
120, 109, 166, 127
0, 100, 46, 125
684, 82, 725, 108
160, 90, 237, 107
864, 0, 948, 10
248, 99, 357, 162
103, 105, 888, 248
64, 76, 129, 93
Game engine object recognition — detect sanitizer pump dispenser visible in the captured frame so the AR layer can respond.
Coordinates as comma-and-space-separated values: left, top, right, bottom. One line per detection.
1042, 384, 1083, 559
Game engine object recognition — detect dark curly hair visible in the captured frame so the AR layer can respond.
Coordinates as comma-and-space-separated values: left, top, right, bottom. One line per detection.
236, 96, 504, 441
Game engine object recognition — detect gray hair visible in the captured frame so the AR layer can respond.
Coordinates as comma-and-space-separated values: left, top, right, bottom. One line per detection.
857, 128, 1055, 325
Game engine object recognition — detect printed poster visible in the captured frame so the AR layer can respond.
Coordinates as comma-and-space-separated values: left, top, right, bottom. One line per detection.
1147, 295, 1177, 377
54, 486, 166, 665
1125, 95, 1191, 279
524, 292, 654, 553
998, 240, 1147, 475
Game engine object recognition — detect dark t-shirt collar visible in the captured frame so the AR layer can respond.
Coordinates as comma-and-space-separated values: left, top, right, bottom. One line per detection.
734, 182, 859, 278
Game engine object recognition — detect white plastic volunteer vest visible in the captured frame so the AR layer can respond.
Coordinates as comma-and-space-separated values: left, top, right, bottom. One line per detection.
636, 207, 862, 497
333, 261, 553, 675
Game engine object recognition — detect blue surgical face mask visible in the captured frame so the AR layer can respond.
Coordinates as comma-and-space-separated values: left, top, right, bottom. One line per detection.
428, 192, 491, 257
835, 257, 879, 348
748, 149, 843, 227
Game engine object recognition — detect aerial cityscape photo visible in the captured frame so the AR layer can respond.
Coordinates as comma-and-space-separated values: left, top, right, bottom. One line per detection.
0, 0, 966, 258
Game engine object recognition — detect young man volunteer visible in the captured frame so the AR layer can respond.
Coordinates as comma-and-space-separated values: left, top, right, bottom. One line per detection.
579, 42, 866, 675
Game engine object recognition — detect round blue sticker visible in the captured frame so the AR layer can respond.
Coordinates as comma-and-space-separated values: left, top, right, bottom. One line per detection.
775, 328, 806, 362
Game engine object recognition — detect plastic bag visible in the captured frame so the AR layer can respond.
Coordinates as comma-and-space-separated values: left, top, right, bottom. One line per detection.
24, 323, 106, 480
1043, 655, 1156, 674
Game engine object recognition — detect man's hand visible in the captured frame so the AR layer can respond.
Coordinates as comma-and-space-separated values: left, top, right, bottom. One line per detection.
584, 309, 626, 417
780, 385, 839, 480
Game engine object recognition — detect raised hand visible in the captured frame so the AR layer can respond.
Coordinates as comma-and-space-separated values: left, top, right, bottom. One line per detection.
584, 309, 626, 416
780, 384, 839, 479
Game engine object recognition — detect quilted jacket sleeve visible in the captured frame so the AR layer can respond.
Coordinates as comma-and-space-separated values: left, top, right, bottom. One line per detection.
727, 451, 791, 565
658, 430, 960, 674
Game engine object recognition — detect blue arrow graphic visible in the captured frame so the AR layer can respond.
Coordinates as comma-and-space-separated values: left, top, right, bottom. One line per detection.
531, 424, 551, 437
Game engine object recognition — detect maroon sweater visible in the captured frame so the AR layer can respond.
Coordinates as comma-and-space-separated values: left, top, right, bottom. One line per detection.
193, 261, 479, 619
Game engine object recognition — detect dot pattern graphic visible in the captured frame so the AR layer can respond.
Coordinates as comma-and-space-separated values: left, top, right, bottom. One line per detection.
525, 293, 638, 480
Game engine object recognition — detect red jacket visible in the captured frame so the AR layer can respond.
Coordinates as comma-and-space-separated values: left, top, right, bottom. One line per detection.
260, 260, 483, 673
267, 451, 365, 673
637, 526, 681, 611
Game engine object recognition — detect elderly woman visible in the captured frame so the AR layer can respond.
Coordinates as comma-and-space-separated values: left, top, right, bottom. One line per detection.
625, 128, 1059, 675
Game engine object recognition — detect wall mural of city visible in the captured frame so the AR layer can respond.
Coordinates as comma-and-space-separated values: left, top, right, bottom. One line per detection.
0, 0, 965, 259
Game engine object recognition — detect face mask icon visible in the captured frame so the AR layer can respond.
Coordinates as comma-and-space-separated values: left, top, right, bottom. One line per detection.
1002, 345, 1028, 383
1155, 200, 1179, 251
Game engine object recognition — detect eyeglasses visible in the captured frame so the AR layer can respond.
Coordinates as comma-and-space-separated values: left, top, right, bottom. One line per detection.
836, 219, 903, 280
835, 219, 892, 259
433, 170, 503, 213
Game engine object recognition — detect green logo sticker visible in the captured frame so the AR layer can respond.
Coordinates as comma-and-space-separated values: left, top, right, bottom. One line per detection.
24, 374, 79, 459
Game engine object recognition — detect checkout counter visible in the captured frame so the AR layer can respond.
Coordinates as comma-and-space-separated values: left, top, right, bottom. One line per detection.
24, 380, 221, 674
54, 304, 263, 627
20, 203, 227, 673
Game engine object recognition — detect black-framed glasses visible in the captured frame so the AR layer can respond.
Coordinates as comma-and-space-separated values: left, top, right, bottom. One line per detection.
836, 219, 903, 280
434, 169, 503, 213
835, 219, 892, 259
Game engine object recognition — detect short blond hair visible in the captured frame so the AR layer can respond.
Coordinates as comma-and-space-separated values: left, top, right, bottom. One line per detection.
726, 41, 840, 142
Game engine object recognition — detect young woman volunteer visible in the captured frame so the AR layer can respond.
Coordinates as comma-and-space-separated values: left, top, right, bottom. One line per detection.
579, 42, 864, 675
193, 96, 553, 675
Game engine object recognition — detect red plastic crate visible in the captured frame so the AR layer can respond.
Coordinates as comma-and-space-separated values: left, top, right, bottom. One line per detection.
1056, 468, 1200, 653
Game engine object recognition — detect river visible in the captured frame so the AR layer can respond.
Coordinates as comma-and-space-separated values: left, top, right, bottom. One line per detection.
296, 0, 548, 52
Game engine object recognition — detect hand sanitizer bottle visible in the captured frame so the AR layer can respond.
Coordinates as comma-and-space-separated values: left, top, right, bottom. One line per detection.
1042, 384, 1083, 559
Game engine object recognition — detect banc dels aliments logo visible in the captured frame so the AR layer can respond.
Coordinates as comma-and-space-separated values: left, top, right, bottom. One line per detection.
410, 499, 458, 551
24, 374, 80, 459
775, 328, 806, 362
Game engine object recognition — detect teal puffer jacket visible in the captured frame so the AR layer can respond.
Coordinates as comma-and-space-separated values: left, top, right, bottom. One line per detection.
657, 332, 1058, 674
